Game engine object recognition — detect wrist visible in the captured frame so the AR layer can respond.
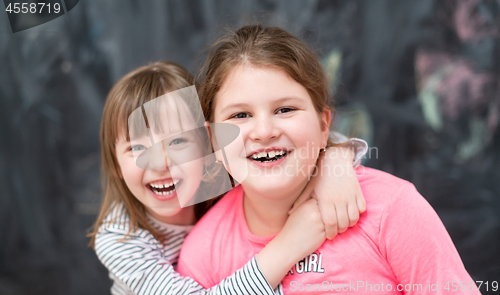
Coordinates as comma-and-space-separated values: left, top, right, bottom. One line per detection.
266, 233, 300, 267
256, 235, 297, 289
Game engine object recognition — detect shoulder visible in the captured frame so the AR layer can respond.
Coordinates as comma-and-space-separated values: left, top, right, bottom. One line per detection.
358, 167, 440, 226
354, 170, 475, 285
100, 203, 130, 228
95, 202, 131, 238
355, 167, 421, 210
355, 167, 449, 245
354, 167, 432, 239
94, 206, 165, 275
94, 203, 158, 254
356, 167, 413, 194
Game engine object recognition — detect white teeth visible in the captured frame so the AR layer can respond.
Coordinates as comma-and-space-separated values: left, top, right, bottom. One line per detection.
157, 190, 175, 196
250, 150, 287, 160
150, 181, 174, 189
149, 180, 180, 195
151, 187, 176, 196
251, 153, 263, 159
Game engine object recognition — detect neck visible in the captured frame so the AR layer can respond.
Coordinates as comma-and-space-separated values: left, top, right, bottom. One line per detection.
148, 207, 196, 226
242, 185, 304, 236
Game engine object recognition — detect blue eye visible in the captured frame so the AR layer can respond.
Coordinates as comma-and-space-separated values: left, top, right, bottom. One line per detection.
276, 107, 295, 114
231, 112, 250, 119
130, 145, 146, 152
169, 138, 187, 146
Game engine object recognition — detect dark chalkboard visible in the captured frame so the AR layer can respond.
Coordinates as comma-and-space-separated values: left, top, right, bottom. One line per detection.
1, 0, 498, 294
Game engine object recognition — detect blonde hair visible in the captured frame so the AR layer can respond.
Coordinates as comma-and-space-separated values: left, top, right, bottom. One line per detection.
88, 61, 210, 248
199, 25, 335, 146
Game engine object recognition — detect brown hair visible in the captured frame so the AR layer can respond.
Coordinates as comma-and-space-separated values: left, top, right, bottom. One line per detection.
199, 25, 335, 145
88, 61, 210, 248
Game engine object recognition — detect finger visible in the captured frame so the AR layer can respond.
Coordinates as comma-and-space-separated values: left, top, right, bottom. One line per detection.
347, 203, 360, 227
288, 189, 313, 215
357, 189, 367, 213
318, 201, 338, 240
304, 197, 319, 208
336, 203, 350, 234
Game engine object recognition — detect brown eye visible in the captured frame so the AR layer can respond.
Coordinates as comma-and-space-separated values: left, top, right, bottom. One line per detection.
231, 112, 250, 119
276, 107, 295, 114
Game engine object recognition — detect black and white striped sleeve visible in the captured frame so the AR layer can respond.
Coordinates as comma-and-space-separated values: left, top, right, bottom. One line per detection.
205, 256, 277, 295
95, 224, 276, 295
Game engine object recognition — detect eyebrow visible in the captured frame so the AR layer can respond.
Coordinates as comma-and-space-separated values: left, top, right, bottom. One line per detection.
220, 96, 305, 113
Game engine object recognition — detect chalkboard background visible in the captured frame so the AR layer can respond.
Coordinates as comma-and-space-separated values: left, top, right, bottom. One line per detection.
1, 0, 499, 294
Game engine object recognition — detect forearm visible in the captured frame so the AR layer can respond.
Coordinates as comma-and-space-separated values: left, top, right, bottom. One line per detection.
257, 199, 326, 290
305, 145, 356, 193
302, 143, 366, 239
206, 256, 276, 295
255, 234, 297, 289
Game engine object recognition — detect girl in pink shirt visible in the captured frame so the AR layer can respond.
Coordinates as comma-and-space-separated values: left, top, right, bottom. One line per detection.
178, 25, 480, 294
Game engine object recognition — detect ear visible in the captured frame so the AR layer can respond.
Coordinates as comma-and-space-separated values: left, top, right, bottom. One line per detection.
205, 121, 212, 145
320, 109, 332, 146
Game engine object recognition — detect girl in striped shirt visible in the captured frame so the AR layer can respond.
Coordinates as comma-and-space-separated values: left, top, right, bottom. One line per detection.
88, 61, 368, 295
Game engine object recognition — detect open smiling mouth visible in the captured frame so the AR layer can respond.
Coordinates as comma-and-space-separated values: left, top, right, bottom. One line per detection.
248, 150, 289, 163
148, 180, 181, 196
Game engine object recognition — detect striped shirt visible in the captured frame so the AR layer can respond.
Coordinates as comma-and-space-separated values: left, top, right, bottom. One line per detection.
95, 204, 277, 295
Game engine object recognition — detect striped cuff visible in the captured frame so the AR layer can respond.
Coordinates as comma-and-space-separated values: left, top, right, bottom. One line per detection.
329, 131, 369, 168
349, 138, 368, 168
245, 256, 276, 295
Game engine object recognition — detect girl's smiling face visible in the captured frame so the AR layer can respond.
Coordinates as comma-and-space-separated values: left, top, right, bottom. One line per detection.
115, 96, 205, 225
214, 65, 331, 200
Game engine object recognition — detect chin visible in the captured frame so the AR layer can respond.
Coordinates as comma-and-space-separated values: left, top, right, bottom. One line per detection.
244, 178, 294, 199
150, 205, 182, 218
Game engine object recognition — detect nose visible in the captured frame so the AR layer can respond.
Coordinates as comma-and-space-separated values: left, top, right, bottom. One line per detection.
137, 141, 170, 171
248, 114, 280, 142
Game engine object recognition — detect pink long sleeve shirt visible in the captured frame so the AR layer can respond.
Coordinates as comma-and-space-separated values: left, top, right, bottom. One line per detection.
178, 167, 480, 294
